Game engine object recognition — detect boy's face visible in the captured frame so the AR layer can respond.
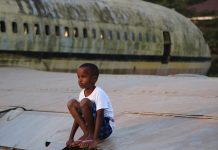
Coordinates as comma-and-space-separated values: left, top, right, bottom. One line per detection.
77, 67, 97, 89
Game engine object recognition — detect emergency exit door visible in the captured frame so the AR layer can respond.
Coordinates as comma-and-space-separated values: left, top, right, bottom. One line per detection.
162, 31, 171, 64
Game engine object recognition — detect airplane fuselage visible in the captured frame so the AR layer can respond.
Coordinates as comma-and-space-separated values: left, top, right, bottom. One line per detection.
0, 0, 211, 74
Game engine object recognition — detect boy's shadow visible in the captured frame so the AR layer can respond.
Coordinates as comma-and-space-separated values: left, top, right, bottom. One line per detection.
62, 146, 89, 150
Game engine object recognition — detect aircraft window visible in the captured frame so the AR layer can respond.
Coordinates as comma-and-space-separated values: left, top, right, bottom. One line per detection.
73, 27, 79, 38
139, 33, 142, 41
100, 30, 104, 39
92, 28, 96, 39
83, 28, 88, 38
124, 32, 128, 41
23, 23, 29, 34
55, 26, 60, 36
34, 24, 40, 35
12, 22, 18, 33
146, 33, 150, 42
64, 27, 70, 37
108, 30, 112, 40
45, 25, 50, 35
132, 32, 135, 41
0, 21, 6, 32
152, 34, 156, 42
117, 31, 120, 40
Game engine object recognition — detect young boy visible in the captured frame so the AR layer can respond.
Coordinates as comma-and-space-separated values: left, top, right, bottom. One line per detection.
66, 63, 114, 149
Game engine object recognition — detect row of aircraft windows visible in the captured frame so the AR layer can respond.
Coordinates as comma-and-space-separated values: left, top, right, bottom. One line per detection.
0, 21, 157, 42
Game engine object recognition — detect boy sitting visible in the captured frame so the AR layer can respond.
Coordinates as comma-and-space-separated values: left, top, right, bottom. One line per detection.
66, 63, 114, 149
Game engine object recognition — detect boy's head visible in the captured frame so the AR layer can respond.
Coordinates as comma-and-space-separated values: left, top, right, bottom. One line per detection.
77, 63, 99, 89
79, 63, 99, 78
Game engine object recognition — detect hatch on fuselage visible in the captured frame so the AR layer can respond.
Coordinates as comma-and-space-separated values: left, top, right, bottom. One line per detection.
162, 31, 171, 64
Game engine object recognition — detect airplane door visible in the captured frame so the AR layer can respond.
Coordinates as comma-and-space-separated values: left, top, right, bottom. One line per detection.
162, 31, 171, 64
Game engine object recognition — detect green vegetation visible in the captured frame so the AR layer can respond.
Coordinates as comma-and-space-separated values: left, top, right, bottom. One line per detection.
145, 0, 207, 16
198, 19, 218, 49
202, 18, 218, 76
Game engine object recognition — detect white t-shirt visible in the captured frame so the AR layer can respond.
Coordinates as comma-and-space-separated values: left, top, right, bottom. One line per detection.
78, 86, 114, 119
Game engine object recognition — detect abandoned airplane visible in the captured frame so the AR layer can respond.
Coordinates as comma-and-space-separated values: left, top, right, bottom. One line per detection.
0, 0, 211, 74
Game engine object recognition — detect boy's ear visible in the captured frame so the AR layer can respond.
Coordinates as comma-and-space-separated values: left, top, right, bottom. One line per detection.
92, 75, 98, 82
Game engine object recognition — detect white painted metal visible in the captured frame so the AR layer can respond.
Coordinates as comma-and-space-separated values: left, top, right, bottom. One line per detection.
0, 67, 218, 149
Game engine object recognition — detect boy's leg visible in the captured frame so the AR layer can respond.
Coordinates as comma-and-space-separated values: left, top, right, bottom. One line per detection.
67, 99, 89, 137
79, 98, 96, 148
80, 98, 95, 137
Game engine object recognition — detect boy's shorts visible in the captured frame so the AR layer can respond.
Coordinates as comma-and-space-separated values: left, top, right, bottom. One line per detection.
81, 102, 113, 140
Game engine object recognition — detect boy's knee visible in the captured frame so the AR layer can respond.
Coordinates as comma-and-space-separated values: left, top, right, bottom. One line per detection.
80, 98, 91, 108
67, 99, 77, 109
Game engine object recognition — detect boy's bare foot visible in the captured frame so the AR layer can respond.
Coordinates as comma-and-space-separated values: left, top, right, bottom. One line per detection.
70, 140, 81, 147
79, 135, 94, 148
70, 134, 88, 147
79, 136, 101, 149
79, 140, 93, 148
89, 140, 101, 150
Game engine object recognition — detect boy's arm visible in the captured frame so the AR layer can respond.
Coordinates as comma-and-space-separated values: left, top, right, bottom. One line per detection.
89, 109, 104, 149
94, 109, 104, 140
66, 120, 79, 146
69, 120, 79, 140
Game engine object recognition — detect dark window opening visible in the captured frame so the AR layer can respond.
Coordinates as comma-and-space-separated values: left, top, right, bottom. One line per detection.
83, 28, 88, 38
64, 27, 70, 37
45, 25, 50, 35
162, 31, 171, 64
55, 26, 60, 36
100, 30, 104, 39
12, 22, 18, 33
132, 32, 135, 41
34, 24, 40, 35
152, 34, 156, 42
139, 33, 142, 41
74, 27, 79, 38
146, 33, 149, 42
108, 30, 112, 40
92, 28, 96, 39
0, 21, 6, 32
117, 31, 120, 40
124, 32, 128, 41
23, 23, 29, 34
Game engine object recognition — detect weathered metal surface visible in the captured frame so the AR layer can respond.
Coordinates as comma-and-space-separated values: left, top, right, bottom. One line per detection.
0, 53, 211, 75
0, 0, 211, 74
0, 0, 209, 55
0, 67, 218, 150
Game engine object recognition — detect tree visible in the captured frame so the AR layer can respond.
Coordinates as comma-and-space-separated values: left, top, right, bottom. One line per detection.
144, 0, 207, 17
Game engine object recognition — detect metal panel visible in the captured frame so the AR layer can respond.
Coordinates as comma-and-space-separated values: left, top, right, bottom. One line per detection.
0, 68, 218, 149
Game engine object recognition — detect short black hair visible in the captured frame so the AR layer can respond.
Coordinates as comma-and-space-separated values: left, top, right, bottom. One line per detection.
79, 63, 99, 78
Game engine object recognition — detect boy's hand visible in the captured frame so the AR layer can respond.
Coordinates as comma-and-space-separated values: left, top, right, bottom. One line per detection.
66, 138, 74, 148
